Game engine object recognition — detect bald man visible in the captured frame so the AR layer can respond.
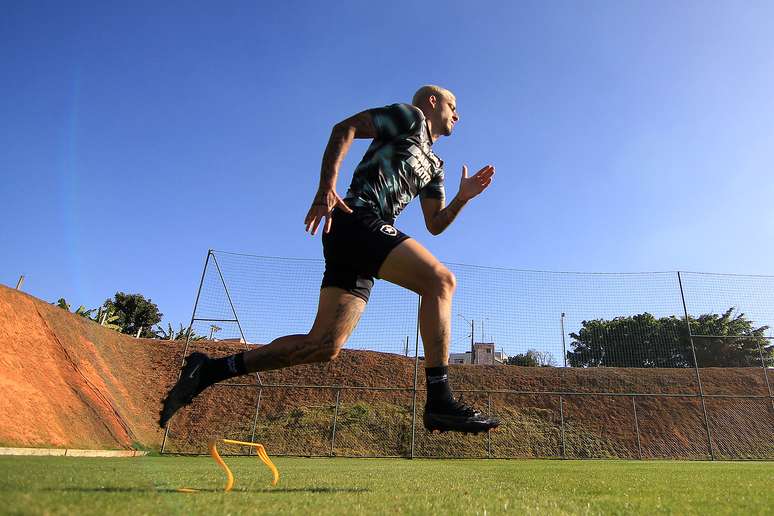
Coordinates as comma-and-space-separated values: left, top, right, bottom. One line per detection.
160, 85, 499, 434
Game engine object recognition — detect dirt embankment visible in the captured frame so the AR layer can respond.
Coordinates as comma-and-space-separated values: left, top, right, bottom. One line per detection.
1, 284, 771, 458
0, 285, 178, 449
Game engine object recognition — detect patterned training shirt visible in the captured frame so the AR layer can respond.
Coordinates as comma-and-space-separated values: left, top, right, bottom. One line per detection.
343, 103, 445, 224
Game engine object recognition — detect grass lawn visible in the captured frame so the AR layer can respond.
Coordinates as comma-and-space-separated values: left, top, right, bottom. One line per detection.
0, 456, 771, 515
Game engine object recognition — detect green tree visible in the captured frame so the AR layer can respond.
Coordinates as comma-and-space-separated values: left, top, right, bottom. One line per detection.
154, 322, 205, 341
92, 305, 123, 332
692, 310, 772, 367
567, 308, 771, 368
54, 298, 96, 319
506, 351, 540, 367
54, 298, 127, 332
103, 292, 163, 338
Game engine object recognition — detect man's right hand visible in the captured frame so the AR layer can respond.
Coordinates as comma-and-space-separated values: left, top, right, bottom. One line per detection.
304, 188, 353, 235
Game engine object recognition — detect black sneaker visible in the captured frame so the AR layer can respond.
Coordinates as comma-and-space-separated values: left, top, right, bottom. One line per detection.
159, 352, 209, 428
423, 397, 500, 434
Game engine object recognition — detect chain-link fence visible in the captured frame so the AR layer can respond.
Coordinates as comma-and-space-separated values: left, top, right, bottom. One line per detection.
162, 250, 774, 459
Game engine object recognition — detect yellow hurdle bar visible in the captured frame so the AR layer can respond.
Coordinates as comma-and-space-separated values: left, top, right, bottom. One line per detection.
208, 439, 280, 492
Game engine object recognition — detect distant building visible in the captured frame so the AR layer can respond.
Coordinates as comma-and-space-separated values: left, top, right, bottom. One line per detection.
449, 351, 471, 364
449, 342, 507, 365
219, 337, 250, 344
474, 342, 495, 365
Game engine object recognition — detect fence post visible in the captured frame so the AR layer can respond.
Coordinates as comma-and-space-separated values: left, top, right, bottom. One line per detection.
559, 312, 568, 460
677, 271, 715, 460
487, 393, 492, 458
15, 275, 24, 290
559, 395, 566, 459
560, 312, 567, 368
248, 388, 263, 455
410, 295, 421, 459
632, 396, 643, 460
330, 389, 341, 457
754, 338, 774, 411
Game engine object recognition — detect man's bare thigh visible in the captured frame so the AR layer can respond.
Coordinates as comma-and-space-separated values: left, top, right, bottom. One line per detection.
377, 239, 444, 294
309, 287, 367, 342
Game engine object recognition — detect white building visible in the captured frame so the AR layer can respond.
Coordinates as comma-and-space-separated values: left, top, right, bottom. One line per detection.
449, 343, 508, 365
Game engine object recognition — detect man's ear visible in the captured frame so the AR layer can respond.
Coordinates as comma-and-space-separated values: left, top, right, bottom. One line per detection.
428, 95, 438, 109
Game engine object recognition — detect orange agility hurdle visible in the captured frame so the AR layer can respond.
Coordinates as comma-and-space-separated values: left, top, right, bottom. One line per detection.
176, 439, 279, 493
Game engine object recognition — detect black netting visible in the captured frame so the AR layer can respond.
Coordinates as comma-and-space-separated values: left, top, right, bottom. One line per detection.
163, 252, 773, 459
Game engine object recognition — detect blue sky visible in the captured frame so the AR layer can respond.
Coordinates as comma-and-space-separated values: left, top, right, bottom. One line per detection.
2, 1, 774, 336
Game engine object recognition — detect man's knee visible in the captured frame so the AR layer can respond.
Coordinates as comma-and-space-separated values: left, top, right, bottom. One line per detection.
307, 332, 348, 362
422, 265, 456, 298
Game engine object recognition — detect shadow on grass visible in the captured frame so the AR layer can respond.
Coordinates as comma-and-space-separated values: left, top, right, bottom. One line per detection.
41, 486, 369, 494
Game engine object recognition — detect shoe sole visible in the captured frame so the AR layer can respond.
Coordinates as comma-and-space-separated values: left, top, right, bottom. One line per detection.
423, 413, 500, 434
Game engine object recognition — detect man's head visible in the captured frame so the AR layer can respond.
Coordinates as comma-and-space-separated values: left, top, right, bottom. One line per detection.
412, 85, 459, 138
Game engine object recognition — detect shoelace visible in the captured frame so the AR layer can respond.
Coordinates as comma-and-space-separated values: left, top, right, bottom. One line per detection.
447, 395, 478, 417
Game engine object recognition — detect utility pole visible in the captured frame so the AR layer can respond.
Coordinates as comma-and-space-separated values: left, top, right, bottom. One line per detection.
471, 320, 475, 361
457, 314, 475, 361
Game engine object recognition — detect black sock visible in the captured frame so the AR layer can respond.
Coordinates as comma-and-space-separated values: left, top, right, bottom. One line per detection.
425, 366, 454, 408
200, 353, 247, 388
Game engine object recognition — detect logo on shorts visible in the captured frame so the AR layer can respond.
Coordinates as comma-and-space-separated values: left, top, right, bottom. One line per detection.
380, 224, 398, 237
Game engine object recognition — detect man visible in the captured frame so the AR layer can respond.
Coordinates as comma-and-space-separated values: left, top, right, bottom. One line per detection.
160, 85, 499, 434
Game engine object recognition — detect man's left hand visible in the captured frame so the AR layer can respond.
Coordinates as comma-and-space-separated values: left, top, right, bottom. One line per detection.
458, 164, 495, 201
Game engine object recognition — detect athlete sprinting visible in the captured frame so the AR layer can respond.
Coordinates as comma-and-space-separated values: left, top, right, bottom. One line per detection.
160, 85, 498, 434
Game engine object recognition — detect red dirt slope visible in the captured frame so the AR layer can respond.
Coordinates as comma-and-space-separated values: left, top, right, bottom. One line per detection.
0, 285, 178, 449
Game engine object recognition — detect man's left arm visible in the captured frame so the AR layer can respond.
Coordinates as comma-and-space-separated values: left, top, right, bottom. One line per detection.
421, 164, 495, 235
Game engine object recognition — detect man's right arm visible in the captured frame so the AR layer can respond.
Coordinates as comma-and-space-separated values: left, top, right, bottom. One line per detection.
317, 111, 376, 191
304, 110, 377, 235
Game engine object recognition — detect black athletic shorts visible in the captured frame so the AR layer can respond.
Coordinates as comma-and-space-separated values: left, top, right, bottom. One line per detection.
321, 206, 410, 302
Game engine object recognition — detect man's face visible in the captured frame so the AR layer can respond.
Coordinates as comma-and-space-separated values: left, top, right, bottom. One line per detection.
430, 94, 459, 136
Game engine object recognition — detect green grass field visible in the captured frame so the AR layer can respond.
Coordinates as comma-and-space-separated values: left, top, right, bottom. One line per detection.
0, 456, 771, 515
